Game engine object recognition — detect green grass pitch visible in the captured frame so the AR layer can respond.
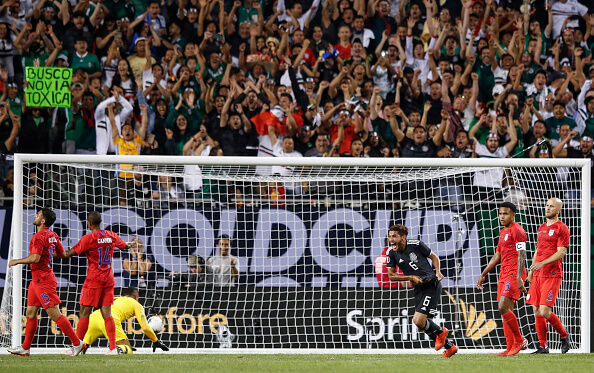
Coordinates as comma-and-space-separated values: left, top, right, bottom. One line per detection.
1, 354, 594, 373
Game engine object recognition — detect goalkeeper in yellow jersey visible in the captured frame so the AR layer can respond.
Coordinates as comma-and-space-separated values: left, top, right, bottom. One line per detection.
76, 287, 168, 354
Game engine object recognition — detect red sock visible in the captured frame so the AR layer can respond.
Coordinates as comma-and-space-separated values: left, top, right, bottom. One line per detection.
76, 317, 89, 340
56, 315, 80, 346
535, 315, 548, 348
104, 316, 117, 350
546, 313, 568, 339
501, 316, 513, 349
22, 318, 38, 350
503, 311, 523, 345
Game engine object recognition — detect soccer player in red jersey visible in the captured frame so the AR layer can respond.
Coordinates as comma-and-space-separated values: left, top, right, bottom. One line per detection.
7, 208, 84, 356
524, 198, 570, 354
375, 245, 410, 288
63, 211, 128, 354
477, 202, 528, 356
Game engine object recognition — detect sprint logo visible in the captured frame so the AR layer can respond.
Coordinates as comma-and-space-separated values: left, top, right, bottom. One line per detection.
445, 290, 497, 340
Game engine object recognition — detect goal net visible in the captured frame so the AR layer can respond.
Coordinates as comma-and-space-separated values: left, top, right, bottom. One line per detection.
0, 155, 590, 353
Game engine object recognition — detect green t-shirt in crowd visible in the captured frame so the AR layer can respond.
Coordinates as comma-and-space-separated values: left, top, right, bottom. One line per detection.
70, 52, 101, 75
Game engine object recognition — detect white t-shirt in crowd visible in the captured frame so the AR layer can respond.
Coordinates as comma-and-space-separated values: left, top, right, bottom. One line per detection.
183, 145, 211, 191
473, 143, 509, 189
551, 0, 588, 39
207, 255, 240, 286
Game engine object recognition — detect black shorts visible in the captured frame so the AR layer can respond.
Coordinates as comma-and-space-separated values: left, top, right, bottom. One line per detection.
413, 279, 442, 317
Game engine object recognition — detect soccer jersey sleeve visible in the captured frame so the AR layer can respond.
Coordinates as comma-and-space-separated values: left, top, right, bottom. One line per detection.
111, 232, 127, 250
557, 223, 570, 248
385, 249, 396, 269
74, 235, 90, 255
417, 241, 432, 258
134, 301, 158, 342
53, 236, 65, 256
514, 226, 527, 251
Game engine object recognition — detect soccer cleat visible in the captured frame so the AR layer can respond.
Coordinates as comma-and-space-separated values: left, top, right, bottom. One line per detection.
7, 346, 30, 356
506, 337, 528, 356
71, 342, 87, 357
435, 327, 449, 351
106, 348, 119, 355
441, 344, 458, 358
495, 349, 511, 357
561, 337, 570, 354
531, 346, 550, 354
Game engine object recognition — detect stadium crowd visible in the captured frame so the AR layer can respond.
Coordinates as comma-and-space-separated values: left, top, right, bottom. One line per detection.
0, 0, 592, 204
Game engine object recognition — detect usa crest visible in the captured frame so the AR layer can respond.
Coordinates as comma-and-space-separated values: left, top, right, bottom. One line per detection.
549, 230, 554, 236
504, 234, 509, 241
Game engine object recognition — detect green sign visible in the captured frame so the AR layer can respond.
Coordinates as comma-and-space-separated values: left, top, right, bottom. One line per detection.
25, 67, 72, 108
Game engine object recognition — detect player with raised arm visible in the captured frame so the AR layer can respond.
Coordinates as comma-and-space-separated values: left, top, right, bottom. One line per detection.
7, 208, 84, 356
385, 224, 458, 358
524, 198, 570, 354
62, 211, 128, 355
77, 287, 169, 354
477, 202, 528, 356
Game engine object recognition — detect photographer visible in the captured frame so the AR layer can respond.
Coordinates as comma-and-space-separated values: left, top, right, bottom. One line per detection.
206, 235, 240, 287
122, 236, 154, 288
169, 254, 206, 289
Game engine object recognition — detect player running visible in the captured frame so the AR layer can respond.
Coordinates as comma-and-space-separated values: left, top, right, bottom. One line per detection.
386, 224, 458, 358
63, 211, 129, 354
73, 287, 168, 354
7, 208, 84, 356
477, 202, 528, 356
524, 198, 570, 354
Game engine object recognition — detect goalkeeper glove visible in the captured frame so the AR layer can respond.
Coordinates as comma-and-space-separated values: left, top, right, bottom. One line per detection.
152, 340, 169, 352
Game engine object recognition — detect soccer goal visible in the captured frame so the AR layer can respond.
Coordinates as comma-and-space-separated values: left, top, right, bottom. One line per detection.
0, 154, 590, 354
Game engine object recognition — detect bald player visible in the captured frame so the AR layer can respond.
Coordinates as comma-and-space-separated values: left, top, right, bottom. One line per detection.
522, 198, 570, 354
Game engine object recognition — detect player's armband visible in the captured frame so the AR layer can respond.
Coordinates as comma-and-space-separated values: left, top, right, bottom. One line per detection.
515, 242, 526, 251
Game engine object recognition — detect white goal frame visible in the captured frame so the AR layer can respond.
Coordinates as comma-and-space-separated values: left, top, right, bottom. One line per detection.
7, 154, 591, 353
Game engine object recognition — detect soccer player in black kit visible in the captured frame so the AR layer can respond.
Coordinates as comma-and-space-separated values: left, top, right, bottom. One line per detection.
386, 224, 458, 357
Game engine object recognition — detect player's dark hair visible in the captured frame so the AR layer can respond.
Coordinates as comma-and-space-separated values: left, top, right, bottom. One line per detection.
499, 202, 517, 213
87, 211, 102, 227
40, 208, 56, 227
122, 287, 139, 297
218, 234, 230, 243
389, 224, 408, 237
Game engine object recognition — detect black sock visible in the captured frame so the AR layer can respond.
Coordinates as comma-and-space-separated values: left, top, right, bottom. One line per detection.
423, 319, 443, 339
444, 339, 453, 349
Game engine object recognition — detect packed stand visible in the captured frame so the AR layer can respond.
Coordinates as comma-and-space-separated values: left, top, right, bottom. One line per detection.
0, 0, 591, 206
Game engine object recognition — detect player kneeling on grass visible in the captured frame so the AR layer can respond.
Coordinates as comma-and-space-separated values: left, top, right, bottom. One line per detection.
71, 287, 168, 355
386, 224, 458, 358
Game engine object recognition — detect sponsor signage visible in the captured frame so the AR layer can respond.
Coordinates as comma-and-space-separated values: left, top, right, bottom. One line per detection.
1, 287, 570, 349
0, 207, 482, 289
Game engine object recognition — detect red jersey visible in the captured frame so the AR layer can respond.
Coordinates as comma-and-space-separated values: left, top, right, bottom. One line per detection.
375, 247, 405, 287
329, 123, 358, 154
496, 222, 527, 281
29, 228, 64, 283
334, 43, 352, 60
73, 230, 127, 287
535, 220, 569, 278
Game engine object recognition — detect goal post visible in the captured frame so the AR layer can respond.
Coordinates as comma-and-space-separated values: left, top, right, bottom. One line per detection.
1, 154, 590, 353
